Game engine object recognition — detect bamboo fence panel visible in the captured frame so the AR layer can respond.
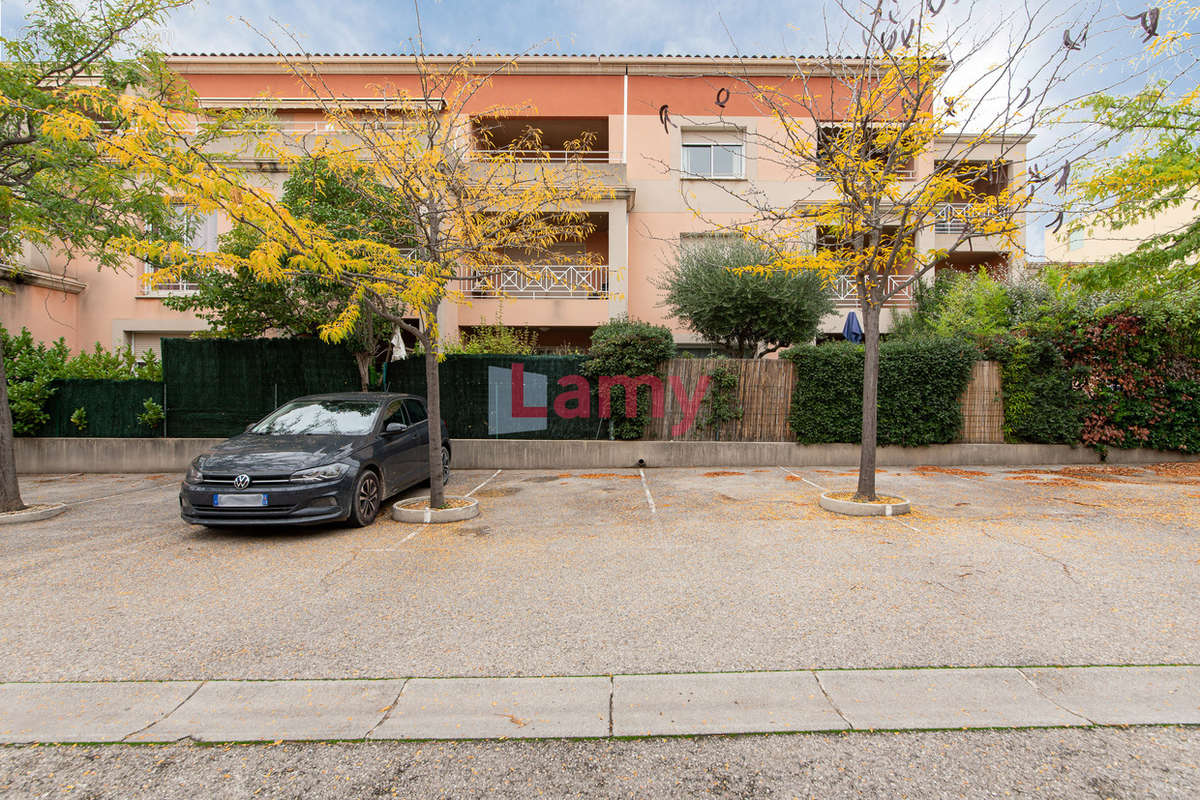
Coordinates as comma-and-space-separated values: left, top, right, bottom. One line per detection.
648, 358, 795, 442
957, 360, 1004, 443
647, 356, 1004, 444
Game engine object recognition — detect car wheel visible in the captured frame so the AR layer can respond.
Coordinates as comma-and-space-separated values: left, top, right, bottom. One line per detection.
441, 445, 451, 486
350, 469, 381, 527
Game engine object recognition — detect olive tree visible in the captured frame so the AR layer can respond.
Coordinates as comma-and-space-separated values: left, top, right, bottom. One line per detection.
658, 238, 834, 357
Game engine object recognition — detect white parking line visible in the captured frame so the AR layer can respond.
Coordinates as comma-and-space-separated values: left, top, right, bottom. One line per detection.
465, 469, 502, 498
777, 466, 829, 492
638, 468, 657, 514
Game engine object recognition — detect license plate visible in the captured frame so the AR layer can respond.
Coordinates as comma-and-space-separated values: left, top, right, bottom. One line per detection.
213, 493, 268, 508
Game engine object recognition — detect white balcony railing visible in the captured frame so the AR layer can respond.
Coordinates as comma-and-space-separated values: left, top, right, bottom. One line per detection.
934, 203, 1014, 235
139, 271, 198, 296
831, 274, 915, 306
469, 264, 609, 299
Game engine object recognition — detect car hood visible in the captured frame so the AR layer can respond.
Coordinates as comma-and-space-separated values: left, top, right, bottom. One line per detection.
199, 434, 364, 475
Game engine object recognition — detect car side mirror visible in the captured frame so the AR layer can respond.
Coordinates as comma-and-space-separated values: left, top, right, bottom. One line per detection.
384, 422, 408, 435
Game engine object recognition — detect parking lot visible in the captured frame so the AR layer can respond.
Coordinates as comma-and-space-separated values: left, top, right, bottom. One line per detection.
3, 462, 1197, 682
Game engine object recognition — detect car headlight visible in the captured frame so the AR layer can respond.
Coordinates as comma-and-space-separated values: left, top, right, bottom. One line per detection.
290, 463, 351, 483
185, 456, 207, 484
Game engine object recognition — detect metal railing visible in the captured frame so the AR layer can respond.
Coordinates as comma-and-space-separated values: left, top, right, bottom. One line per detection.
471, 149, 623, 164
180, 120, 417, 136
139, 272, 198, 295
815, 163, 916, 181
830, 274, 916, 306
468, 264, 609, 299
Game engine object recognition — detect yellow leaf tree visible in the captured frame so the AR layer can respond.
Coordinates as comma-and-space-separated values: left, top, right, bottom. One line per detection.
680, 1, 1102, 500
110, 52, 613, 507
0, 0, 195, 514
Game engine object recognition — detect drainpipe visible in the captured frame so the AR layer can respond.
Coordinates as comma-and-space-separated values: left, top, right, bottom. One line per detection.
622, 69, 628, 165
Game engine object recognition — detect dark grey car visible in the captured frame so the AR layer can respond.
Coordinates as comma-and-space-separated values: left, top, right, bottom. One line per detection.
179, 393, 451, 527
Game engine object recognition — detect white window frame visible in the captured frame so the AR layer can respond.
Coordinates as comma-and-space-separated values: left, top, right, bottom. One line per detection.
139, 205, 217, 296
681, 142, 745, 180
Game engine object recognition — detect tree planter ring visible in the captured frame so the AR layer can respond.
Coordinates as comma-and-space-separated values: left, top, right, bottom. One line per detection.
0, 503, 67, 525
819, 491, 911, 517
391, 496, 480, 524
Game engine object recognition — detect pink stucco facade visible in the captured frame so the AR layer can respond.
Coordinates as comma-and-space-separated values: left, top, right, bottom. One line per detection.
1, 55, 1028, 356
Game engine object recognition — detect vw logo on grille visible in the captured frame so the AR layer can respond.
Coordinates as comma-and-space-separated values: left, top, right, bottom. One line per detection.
233, 474, 251, 489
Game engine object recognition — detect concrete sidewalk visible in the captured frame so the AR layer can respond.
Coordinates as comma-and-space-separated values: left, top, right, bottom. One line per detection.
1, 665, 1196, 744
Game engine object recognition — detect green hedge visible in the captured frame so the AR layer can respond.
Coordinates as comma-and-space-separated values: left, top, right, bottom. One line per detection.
783, 339, 976, 446
38, 379, 164, 438
990, 308, 1200, 453
162, 338, 361, 437
385, 354, 603, 439
580, 320, 676, 440
990, 337, 1085, 444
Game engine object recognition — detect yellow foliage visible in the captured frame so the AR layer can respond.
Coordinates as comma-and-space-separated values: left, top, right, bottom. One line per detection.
110, 55, 614, 347
738, 47, 1027, 307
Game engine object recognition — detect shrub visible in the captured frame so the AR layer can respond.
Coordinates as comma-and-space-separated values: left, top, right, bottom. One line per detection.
581, 318, 676, 439
700, 362, 743, 437
1, 325, 164, 434
442, 316, 539, 355
783, 339, 976, 445
892, 269, 1009, 343
990, 335, 1086, 444
138, 398, 165, 429
657, 238, 834, 357
1066, 309, 1200, 453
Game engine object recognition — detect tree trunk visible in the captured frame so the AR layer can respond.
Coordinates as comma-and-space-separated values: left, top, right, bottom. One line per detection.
0, 337, 25, 513
856, 301, 881, 501
423, 332, 446, 508
354, 351, 371, 392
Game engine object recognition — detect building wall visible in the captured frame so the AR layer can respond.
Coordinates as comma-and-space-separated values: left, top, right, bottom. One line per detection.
2, 247, 209, 354
4, 56, 1029, 353
1045, 198, 1197, 264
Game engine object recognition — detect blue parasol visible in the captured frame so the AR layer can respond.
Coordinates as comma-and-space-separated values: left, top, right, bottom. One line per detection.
842, 311, 864, 343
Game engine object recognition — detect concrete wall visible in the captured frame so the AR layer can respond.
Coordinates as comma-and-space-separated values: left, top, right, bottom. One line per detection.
14, 437, 1197, 474
15, 438, 224, 475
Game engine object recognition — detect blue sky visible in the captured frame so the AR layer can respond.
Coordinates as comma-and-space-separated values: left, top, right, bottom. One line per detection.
159, 0, 846, 56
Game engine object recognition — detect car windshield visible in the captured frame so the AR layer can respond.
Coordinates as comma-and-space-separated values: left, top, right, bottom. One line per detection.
249, 399, 381, 436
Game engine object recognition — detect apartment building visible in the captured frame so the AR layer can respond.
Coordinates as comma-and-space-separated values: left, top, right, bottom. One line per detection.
1044, 198, 1197, 265
0, 54, 1030, 357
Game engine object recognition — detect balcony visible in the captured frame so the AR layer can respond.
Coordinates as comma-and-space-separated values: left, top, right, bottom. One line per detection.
472, 116, 621, 162
935, 202, 1011, 235
829, 274, 915, 308
467, 264, 608, 299
138, 272, 198, 296
933, 203, 1018, 255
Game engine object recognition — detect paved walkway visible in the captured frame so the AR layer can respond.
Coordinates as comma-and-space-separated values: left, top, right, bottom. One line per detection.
1, 665, 1196, 743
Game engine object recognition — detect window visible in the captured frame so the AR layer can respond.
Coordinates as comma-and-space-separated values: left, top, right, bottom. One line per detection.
679, 232, 739, 254
402, 398, 427, 424
681, 129, 744, 179
1068, 228, 1084, 251
381, 400, 407, 430
250, 399, 383, 436
816, 125, 914, 179
140, 206, 218, 295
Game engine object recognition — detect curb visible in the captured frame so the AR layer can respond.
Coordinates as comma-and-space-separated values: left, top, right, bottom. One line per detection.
392, 496, 480, 524
1, 665, 1197, 744
819, 491, 911, 517
0, 503, 67, 525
